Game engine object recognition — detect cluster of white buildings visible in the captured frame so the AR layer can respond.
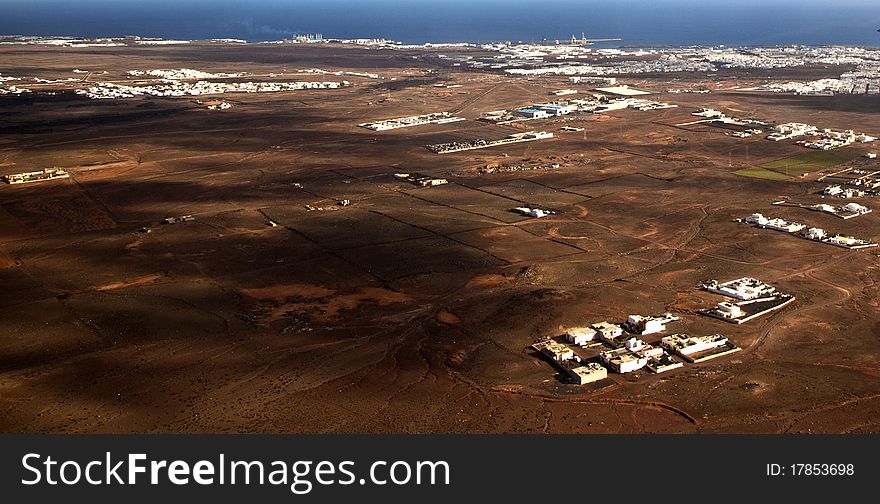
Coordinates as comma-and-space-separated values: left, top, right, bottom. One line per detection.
479, 93, 672, 125
821, 168, 880, 191
127, 68, 243, 80
686, 110, 875, 150
702, 277, 778, 300
757, 58, 880, 96
76, 79, 349, 99
531, 340, 607, 385
298, 68, 382, 80
810, 202, 871, 219
744, 213, 805, 233
701, 278, 795, 324
794, 128, 876, 151
528, 303, 745, 382
436, 44, 880, 81
2, 168, 69, 185
773, 198, 872, 219
480, 101, 585, 124
823, 185, 871, 198
763, 77, 880, 96
0, 86, 30, 95
660, 334, 739, 363
742, 213, 878, 249
0, 35, 128, 47
359, 112, 465, 131
767, 122, 818, 142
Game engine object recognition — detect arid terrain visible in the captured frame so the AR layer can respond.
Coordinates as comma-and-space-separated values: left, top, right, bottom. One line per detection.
1, 41, 880, 433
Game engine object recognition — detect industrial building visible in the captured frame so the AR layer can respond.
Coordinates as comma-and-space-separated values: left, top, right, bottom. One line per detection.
514, 108, 550, 120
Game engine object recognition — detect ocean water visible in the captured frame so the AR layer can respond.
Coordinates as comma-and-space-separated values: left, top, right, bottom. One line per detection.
1, 0, 879, 47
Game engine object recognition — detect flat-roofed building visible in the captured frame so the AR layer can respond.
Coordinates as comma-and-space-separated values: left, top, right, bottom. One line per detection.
661, 333, 729, 357
515, 108, 550, 119
564, 327, 597, 346
565, 362, 607, 384
702, 277, 777, 300
592, 321, 624, 342
624, 313, 679, 335
532, 340, 575, 362
600, 347, 648, 373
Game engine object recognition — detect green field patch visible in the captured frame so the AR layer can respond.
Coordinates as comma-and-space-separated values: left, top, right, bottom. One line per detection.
735, 167, 791, 180
760, 149, 864, 177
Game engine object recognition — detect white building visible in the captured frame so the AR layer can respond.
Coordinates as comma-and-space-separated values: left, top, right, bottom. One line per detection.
843, 202, 870, 214
600, 347, 648, 373
824, 185, 844, 196
762, 218, 806, 233
513, 207, 554, 218
714, 302, 745, 320
564, 327, 597, 346
592, 321, 624, 341
566, 362, 607, 384
702, 277, 777, 300
624, 313, 679, 335
745, 213, 769, 226
533, 340, 575, 362
515, 108, 551, 119
661, 334, 729, 357
806, 227, 827, 240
